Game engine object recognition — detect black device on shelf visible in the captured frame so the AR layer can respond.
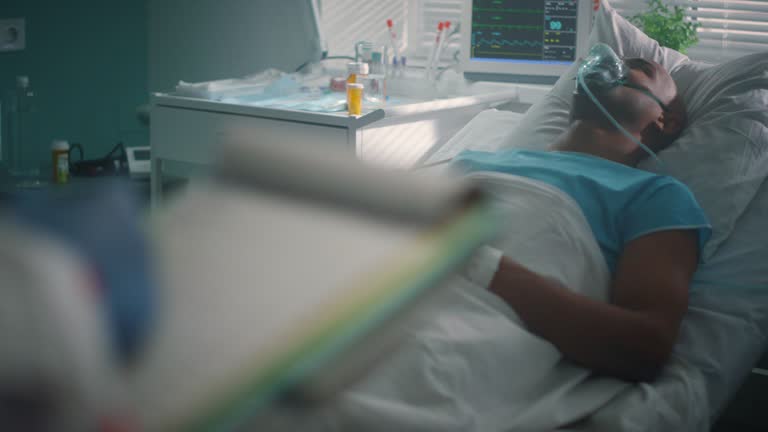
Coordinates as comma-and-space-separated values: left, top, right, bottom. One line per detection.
69, 142, 129, 177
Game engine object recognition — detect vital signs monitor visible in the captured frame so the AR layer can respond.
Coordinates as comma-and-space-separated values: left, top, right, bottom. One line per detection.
460, 0, 593, 84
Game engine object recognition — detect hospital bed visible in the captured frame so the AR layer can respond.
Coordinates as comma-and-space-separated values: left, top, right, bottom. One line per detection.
413, 109, 768, 431
384, 4, 768, 426
243, 98, 767, 431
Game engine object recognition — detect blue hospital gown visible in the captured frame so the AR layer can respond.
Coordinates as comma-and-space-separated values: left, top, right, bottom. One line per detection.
453, 149, 712, 273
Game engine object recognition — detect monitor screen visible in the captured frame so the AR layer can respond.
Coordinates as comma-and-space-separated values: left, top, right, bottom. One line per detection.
461, 0, 592, 84
471, 0, 578, 64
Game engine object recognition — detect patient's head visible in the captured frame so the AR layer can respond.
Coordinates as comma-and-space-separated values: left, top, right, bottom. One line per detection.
571, 58, 687, 155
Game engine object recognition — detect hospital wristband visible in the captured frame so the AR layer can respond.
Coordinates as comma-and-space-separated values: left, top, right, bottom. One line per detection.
462, 245, 503, 289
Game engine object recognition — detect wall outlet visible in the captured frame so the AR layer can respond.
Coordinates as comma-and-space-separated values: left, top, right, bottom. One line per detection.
0, 18, 25, 52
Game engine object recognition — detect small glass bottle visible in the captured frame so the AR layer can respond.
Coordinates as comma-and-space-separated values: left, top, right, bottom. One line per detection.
9, 76, 43, 187
9, 76, 35, 176
367, 51, 387, 107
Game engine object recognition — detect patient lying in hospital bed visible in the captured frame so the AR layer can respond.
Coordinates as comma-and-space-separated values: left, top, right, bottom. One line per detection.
455, 51, 710, 384
301, 48, 715, 432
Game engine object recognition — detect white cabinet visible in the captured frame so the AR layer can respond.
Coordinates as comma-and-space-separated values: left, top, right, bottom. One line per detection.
149, 84, 537, 205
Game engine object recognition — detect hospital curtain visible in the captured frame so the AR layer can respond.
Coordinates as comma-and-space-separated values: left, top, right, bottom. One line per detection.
407, 0, 464, 66
611, 0, 768, 63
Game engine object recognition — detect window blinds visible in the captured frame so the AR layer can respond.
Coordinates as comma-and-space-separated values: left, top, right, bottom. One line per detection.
611, 0, 768, 62
405, 0, 768, 65
407, 0, 464, 66
320, 0, 408, 58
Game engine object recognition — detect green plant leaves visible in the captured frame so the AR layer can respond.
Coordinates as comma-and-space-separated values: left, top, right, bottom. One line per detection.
629, 0, 700, 53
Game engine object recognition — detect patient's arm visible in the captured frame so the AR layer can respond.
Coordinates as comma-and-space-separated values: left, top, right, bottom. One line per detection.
488, 229, 698, 382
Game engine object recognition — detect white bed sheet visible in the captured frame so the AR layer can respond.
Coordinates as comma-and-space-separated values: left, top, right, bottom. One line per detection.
679, 176, 768, 418
420, 111, 768, 430
260, 171, 627, 431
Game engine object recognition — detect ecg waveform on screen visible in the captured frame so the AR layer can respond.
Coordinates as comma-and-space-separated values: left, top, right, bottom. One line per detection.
472, 7, 543, 14
472, 23, 543, 30
473, 37, 543, 48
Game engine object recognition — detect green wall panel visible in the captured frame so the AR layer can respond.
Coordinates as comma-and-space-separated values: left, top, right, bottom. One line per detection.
0, 0, 148, 173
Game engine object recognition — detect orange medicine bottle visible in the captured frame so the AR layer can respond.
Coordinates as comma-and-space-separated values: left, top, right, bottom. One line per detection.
346, 62, 368, 111
347, 83, 364, 116
51, 139, 70, 184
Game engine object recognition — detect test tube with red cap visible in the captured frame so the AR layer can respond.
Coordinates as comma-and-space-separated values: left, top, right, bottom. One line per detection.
387, 19, 401, 64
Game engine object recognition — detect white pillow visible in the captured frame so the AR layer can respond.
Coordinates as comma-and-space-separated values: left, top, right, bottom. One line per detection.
638, 54, 768, 259
499, 0, 768, 260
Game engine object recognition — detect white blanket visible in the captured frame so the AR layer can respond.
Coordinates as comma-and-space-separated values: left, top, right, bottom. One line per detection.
305, 173, 632, 431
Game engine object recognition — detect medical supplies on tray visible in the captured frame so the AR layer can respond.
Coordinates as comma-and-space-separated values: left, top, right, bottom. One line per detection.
173, 68, 349, 113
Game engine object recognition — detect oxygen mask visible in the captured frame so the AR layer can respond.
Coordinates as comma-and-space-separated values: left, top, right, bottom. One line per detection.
575, 43, 666, 169
576, 43, 629, 93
